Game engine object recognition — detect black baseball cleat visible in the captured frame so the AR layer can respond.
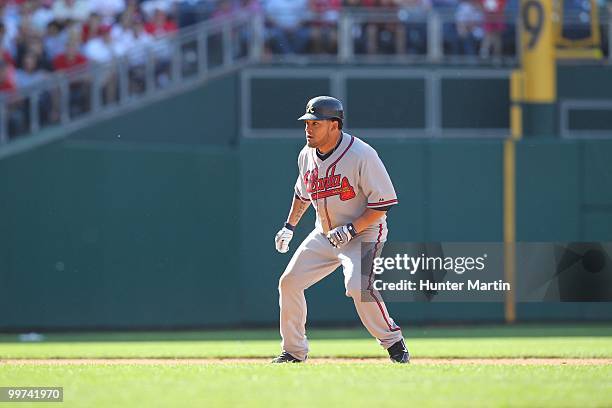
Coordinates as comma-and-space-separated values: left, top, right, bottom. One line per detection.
271, 351, 305, 363
387, 339, 410, 364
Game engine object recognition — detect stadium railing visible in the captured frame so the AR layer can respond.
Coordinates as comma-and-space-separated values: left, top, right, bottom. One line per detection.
0, 10, 263, 143
0, 7, 610, 143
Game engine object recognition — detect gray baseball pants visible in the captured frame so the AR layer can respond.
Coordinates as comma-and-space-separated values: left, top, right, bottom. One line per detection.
278, 229, 403, 360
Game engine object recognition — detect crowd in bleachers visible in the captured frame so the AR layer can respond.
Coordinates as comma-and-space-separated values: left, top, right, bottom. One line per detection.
0, 0, 188, 97
0, 0, 605, 95
0, 0, 185, 135
0, 0, 520, 97
3, 0, 604, 138
0, 0, 526, 136
5, 0, 603, 132
261, 0, 514, 57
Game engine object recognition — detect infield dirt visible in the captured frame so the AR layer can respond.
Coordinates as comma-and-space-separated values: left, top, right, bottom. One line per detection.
2, 358, 611, 365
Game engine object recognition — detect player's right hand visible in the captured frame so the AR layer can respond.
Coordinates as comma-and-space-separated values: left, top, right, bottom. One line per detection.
275, 226, 294, 253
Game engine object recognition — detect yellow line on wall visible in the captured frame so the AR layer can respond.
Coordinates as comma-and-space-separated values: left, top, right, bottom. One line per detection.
503, 138, 517, 324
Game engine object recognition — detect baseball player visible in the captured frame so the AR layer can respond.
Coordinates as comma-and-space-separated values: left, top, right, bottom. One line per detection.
272, 96, 409, 364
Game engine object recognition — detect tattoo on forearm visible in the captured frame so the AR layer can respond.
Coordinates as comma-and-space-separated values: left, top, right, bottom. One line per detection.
289, 200, 310, 225
296, 202, 308, 216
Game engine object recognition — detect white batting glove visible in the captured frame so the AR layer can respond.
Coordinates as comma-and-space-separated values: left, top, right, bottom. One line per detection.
326, 223, 358, 248
275, 224, 294, 253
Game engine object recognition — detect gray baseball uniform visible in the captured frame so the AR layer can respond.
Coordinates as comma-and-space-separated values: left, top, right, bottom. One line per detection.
279, 131, 403, 360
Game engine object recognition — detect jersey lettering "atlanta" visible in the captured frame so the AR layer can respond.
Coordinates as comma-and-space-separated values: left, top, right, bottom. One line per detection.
294, 132, 398, 241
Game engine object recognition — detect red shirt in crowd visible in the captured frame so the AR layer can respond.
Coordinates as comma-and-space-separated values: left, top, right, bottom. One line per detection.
2, 50, 15, 66
82, 24, 108, 43
310, 0, 341, 13
0, 73, 16, 93
309, 0, 342, 26
0, 60, 16, 93
53, 53, 88, 71
481, 0, 507, 32
144, 20, 177, 36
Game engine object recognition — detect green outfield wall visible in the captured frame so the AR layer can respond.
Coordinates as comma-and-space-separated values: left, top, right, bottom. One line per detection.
2, 137, 611, 329
558, 66, 612, 99
1, 68, 612, 330
0, 142, 241, 329
558, 66, 612, 134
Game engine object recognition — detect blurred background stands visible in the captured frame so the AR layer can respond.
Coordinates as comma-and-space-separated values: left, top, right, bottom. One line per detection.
0, 0, 610, 141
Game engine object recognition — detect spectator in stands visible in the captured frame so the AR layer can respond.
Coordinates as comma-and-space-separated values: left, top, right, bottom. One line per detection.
53, 39, 90, 116
144, 7, 178, 36
343, 0, 362, 9
264, 0, 311, 55
364, 0, 382, 54
82, 12, 104, 43
53, 37, 87, 72
239, 0, 262, 14
342, 0, 368, 53
13, 5, 53, 71
454, 0, 483, 55
18, 1, 37, 32
432, 0, 459, 8
125, 0, 143, 19
17, 34, 52, 71
176, 0, 214, 28
0, 58, 27, 137
112, 12, 146, 60
125, 16, 154, 94
128, 17, 154, 63
142, 7, 176, 87
0, 59, 16, 93
364, 0, 404, 55
141, 0, 175, 16
52, 0, 91, 24
13, 14, 41, 68
208, 0, 259, 61
83, 24, 116, 64
89, 0, 127, 24
15, 52, 47, 88
43, 20, 67, 60
31, 0, 55, 34
211, 0, 237, 20
0, 1, 19, 55
113, 11, 134, 40
228, 0, 262, 60
0, 22, 15, 66
309, 0, 341, 54
16, 49, 57, 125
479, 0, 505, 59
83, 25, 118, 103
397, 0, 430, 55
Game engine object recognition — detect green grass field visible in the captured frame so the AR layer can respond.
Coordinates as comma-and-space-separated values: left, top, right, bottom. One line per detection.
1, 324, 611, 407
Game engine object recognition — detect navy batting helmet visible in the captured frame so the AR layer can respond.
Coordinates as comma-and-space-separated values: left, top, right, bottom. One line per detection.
297, 96, 344, 124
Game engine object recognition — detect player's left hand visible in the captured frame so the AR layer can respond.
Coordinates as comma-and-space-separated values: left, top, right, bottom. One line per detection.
326, 224, 357, 248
